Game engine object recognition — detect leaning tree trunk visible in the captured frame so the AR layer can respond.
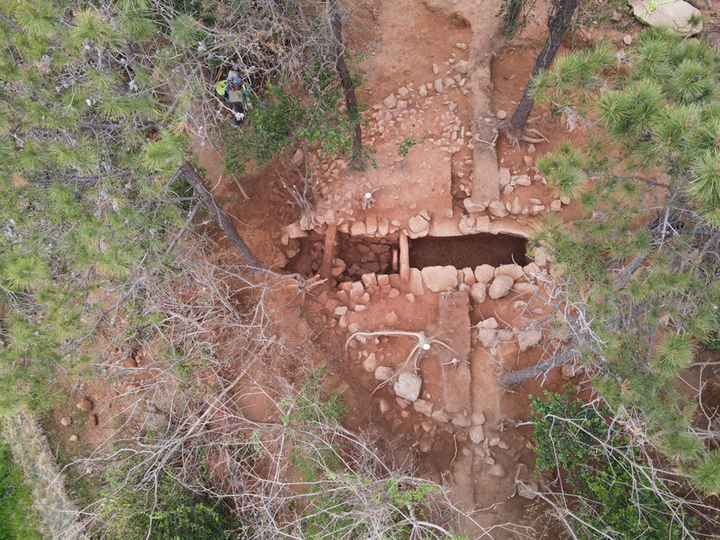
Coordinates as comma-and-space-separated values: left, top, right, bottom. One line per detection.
500, 342, 578, 386
508, 0, 579, 138
179, 162, 262, 269
329, 0, 363, 168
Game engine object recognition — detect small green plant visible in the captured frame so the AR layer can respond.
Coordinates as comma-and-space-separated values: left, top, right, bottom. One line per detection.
395, 135, 424, 157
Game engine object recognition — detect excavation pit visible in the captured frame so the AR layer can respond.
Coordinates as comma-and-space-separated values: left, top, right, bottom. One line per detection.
284, 232, 528, 281
409, 233, 527, 270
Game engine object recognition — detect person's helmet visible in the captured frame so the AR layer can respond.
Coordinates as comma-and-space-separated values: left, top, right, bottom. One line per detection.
228, 70, 239, 79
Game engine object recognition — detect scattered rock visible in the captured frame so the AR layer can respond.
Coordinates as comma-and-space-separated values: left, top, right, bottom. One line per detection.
488, 200, 509, 218
69, 434, 79, 442
496, 109, 507, 120
385, 311, 399, 325
419, 85, 427, 97
488, 464, 506, 477
488, 275, 514, 299
292, 148, 304, 167
550, 199, 562, 212
432, 410, 451, 423
499, 167, 511, 186
454, 60, 469, 74
77, 398, 94, 412
623, 34, 633, 45
87, 414, 98, 427
394, 373, 422, 402
432, 63, 439, 75
518, 328, 543, 352
334, 306, 348, 316
516, 482, 538, 500
60, 416, 72, 426
362, 353, 378, 372
421, 266, 458, 292
469, 425, 485, 444
470, 283, 487, 304
383, 93, 397, 108
561, 362, 579, 380
419, 439, 433, 452
434, 79, 444, 93
286, 222, 308, 239
378, 398, 392, 414
452, 415, 471, 427
408, 214, 430, 234
413, 399, 433, 416
456, 42, 468, 49
375, 366, 393, 381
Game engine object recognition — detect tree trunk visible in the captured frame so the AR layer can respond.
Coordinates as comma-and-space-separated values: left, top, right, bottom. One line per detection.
179, 162, 262, 269
329, 0, 363, 168
500, 342, 578, 386
508, 0, 579, 137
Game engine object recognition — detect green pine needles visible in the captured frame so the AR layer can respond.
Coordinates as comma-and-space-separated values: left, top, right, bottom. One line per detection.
532, 26, 720, 499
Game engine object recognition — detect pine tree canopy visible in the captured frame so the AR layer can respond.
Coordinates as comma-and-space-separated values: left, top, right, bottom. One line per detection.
533, 27, 720, 493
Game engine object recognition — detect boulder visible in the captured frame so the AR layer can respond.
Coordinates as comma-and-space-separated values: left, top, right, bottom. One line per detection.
469, 425, 485, 444
518, 328, 543, 352
383, 93, 397, 108
421, 266, 458, 292
375, 366, 394, 381
470, 283, 487, 304
488, 275, 514, 299
454, 60, 469, 74
286, 222, 308, 239
474, 264, 495, 284
631, 0, 702, 35
60, 416, 72, 426
495, 264, 524, 281
393, 373, 422, 402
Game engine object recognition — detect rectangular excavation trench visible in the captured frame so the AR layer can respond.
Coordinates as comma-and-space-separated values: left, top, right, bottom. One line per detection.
284, 232, 528, 281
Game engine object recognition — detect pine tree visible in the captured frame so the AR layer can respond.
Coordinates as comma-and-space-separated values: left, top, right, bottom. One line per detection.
517, 28, 720, 493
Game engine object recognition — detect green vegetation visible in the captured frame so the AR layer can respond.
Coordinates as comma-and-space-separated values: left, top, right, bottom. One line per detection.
395, 135, 425, 157
0, 444, 43, 540
531, 391, 694, 539
99, 461, 241, 540
222, 61, 369, 175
